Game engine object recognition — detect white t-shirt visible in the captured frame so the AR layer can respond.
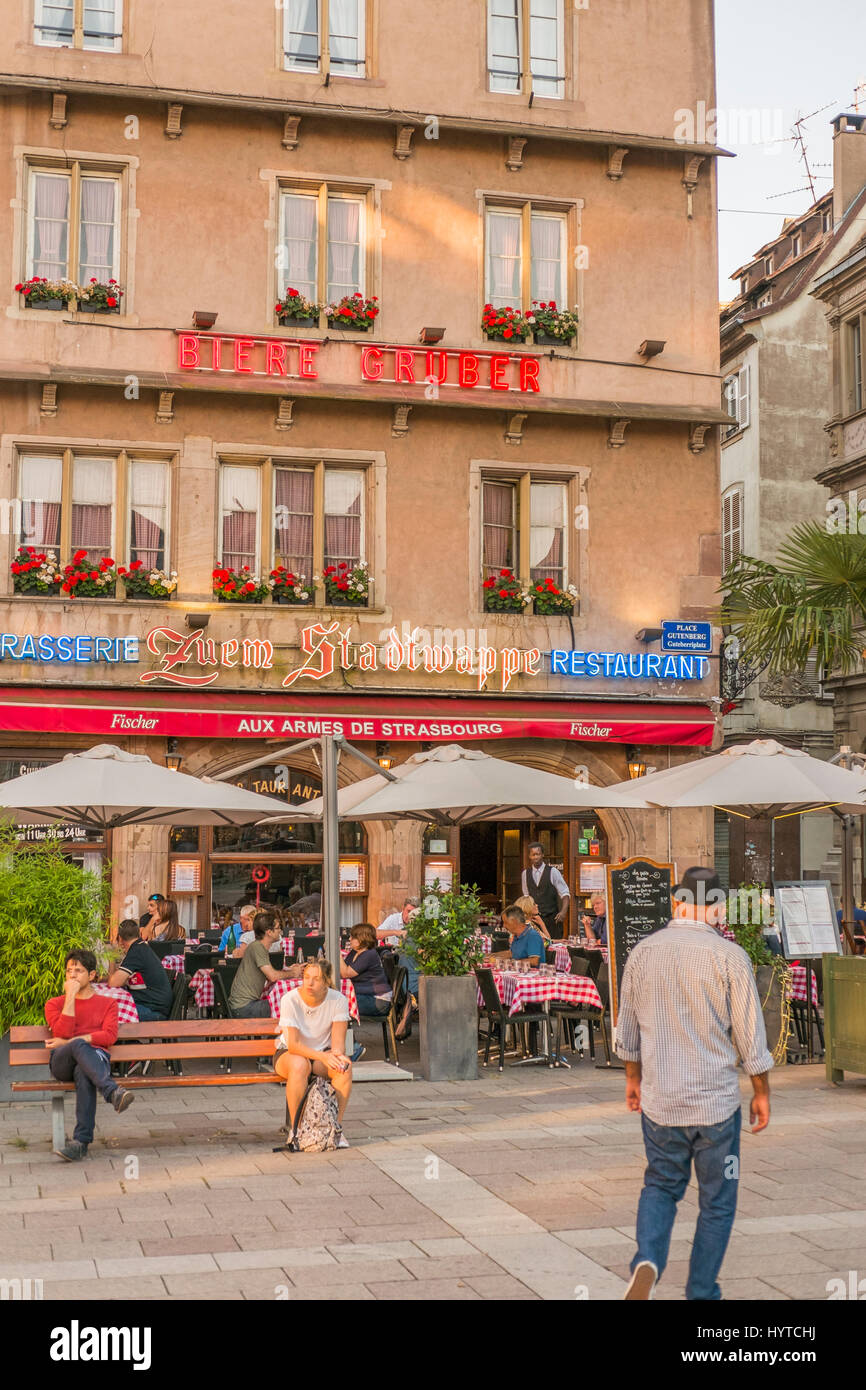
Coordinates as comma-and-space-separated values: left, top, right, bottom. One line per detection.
378, 911, 404, 939
278, 987, 350, 1054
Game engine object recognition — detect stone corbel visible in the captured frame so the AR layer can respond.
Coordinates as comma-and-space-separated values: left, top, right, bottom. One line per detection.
505, 412, 527, 446
281, 115, 301, 151
688, 423, 711, 454
682, 156, 705, 218
825, 420, 841, 459
275, 398, 295, 431
49, 93, 68, 130
505, 136, 527, 172
156, 390, 175, 423
394, 125, 415, 161
40, 383, 58, 418
608, 418, 630, 449
607, 146, 629, 181
391, 404, 413, 437
165, 103, 183, 139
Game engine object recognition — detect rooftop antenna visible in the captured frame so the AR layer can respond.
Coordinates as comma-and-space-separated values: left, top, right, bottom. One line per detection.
853, 79, 866, 113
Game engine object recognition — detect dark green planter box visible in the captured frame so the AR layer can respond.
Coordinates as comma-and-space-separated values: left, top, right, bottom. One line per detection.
328, 321, 371, 332
81, 305, 121, 314
24, 299, 67, 310
534, 331, 574, 346
418, 975, 478, 1081
532, 600, 575, 617
272, 593, 311, 605
278, 316, 317, 329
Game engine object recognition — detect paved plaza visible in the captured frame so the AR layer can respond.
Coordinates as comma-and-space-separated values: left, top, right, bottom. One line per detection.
1, 1049, 864, 1302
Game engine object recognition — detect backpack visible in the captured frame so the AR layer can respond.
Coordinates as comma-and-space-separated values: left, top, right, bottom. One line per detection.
293, 1078, 339, 1152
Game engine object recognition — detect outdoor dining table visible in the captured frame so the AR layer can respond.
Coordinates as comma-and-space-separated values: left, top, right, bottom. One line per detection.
93, 983, 140, 1027
265, 976, 359, 1023
788, 964, 819, 1007
478, 968, 603, 1068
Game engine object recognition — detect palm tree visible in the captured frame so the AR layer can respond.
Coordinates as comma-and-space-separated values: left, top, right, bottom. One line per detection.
721, 521, 866, 679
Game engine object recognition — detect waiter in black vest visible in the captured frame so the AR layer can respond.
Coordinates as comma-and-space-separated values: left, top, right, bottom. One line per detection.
520, 842, 571, 939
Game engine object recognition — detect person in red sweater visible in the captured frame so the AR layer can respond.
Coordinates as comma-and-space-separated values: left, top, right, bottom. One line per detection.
45, 949, 134, 1161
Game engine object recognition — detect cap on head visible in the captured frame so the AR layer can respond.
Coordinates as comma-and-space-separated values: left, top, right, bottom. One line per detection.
673, 865, 724, 910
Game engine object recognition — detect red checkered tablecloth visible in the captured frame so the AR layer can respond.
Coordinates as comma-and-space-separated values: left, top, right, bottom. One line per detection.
161, 955, 184, 974
473, 934, 493, 954
478, 970, 602, 1017
553, 943, 571, 972
265, 977, 359, 1023
189, 969, 215, 1010
93, 984, 140, 1027
788, 964, 819, 1007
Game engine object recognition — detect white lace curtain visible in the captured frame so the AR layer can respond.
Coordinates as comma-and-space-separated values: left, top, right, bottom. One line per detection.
486, 211, 521, 308
284, 0, 320, 69
221, 467, 259, 571
324, 470, 363, 566
530, 215, 563, 303
19, 455, 62, 549
329, 0, 364, 74
530, 482, 565, 583
327, 200, 361, 301
71, 457, 114, 560
32, 173, 70, 279
274, 469, 314, 577
130, 459, 167, 570
79, 178, 116, 282
482, 481, 516, 570
280, 193, 317, 299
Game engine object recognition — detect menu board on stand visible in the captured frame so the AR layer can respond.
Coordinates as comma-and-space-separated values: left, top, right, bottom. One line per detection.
607, 857, 674, 1026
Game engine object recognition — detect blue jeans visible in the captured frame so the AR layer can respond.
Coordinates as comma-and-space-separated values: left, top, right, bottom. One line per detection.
48, 1038, 117, 1146
134, 1001, 169, 1022
633, 1108, 741, 1300
356, 993, 390, 1018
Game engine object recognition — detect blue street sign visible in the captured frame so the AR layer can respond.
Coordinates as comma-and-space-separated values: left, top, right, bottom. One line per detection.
660, 621, 713, 654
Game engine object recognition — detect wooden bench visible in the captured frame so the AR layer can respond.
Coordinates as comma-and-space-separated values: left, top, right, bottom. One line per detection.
10, 1020, 283, 1149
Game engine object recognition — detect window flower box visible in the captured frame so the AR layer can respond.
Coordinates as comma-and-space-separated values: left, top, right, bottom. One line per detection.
16, 277, 76, 309
527, 301, 578, 346
320, 560, 371, 606
53, 550, 118, 598
531, 579, 579, 616
481, 304, 530, 343
212, 566, 269, 603
482, 569, 530, 613
10, 546, 62, 594
327, 293, 379, 332
276, 288, 322, 328
77, 279, 124, 313
119, 562, 178, 599
268, 566, 312, 604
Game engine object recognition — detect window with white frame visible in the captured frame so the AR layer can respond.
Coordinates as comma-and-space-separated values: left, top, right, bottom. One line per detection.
482, 476, 567, 588
485, 205, 567, 309
722, 485, 744, 572
34, 0, 122, 50
757, 291, 772, 308
723, 365, 750, 438
487, 0, 565, 98
220, 459, 368, 590
26, 165, 120, 283
283, 0, 366, 78
278, 187, 365, 306
17, 450, 170, 567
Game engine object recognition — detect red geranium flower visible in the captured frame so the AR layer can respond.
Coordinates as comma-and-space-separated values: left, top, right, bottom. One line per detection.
106, 297, 117, 308
498, 589, 509, 598
130, 560, 144, 570
73, 549, 87, 564
288, 288, 299, 298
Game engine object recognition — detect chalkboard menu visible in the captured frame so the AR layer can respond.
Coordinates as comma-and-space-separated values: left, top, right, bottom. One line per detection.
606, 857, 674, 1022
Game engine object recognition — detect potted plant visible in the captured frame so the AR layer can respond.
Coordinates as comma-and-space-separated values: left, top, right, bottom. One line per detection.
482, 568, 529, 613
212, 565, 269, 603
0, 829, 109, 1103
528, 300, 579, 346
58, 550, 118, 598
119, 561, 178, 599
327, 292, 379, 332
404, 881, 484, 1081
77, 278, 124, 313
481, 304, 529, 343
320, 559, 371, 606
532, 578, 579, 615
268, 566, 312, 604
275, 288, 322, 328
10, 546, 62, 594
15, 276, 76, 310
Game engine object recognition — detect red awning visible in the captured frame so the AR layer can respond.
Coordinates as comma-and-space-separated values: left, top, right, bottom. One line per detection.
0, 686, 715, 746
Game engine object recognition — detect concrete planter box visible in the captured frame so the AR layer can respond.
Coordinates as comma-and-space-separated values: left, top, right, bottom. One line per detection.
418, 974, 478, 1081
756, 964, 787, 1066
0, 1030, 44, 1104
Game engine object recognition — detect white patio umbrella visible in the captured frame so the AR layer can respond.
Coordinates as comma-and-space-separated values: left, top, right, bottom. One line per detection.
0, 743, 291, 834
272, 743, 646, 824
602, 738, 866, 819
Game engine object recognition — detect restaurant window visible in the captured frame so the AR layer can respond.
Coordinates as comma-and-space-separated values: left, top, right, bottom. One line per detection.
722, 364, 750, 438
487, 0, 565, 98
219, 458, 368, 594
846, 315, 864, 415
16, 449, 171, 567
721, 484, 743, 572
485, 205, 567, 310
482, 475, 568, 591
34, 0, 123, 50
283, 0, 366, 77
26, 165, 121, 282
278, 187, 366, 306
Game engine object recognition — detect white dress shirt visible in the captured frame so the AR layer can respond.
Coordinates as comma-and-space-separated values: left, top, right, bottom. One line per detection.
521, 863, 570, 900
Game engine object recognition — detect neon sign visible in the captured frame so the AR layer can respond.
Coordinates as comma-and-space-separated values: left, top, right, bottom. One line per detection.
175, 333, 542, 395
551, 650, 709, 680
0, 634, 138, 664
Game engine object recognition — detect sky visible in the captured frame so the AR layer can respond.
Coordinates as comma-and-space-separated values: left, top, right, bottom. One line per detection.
715, 0, 866, 298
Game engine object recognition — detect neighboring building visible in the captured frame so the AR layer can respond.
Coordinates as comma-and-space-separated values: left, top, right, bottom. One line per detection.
0, 2, 726, 930
718, 112, 866, 890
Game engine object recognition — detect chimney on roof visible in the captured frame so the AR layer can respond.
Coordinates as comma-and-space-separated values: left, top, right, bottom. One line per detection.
832, 113, 866, 224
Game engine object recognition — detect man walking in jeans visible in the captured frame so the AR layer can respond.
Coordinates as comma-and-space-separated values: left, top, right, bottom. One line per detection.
616, 866, 772, 1301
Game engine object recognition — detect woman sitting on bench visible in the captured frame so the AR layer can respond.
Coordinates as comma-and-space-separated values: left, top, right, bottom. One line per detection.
275, 959, 353, 1148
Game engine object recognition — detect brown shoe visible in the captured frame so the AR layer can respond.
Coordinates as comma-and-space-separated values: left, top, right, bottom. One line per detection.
623, 1260, 658, 1300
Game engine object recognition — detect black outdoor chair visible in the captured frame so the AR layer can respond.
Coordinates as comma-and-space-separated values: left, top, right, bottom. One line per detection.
490, 932, 510, 954
202, 930, 223, 946
377, 965, 408, 1064
294, 935, 324, 960
184, 947, 224, 975
149, 939, 184, 962
584, 949, 605, 982
475, 967, 550, 1072
548, 955, 591, 1062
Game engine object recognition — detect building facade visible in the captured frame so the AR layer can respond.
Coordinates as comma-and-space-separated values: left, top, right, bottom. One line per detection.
0, 1, 726, 931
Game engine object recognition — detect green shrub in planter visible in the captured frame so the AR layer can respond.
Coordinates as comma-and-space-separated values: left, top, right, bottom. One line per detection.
404, 882, 484, 977
0, 830, 109, 1032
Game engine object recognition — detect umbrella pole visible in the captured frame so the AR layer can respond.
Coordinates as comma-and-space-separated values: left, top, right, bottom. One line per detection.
321, 735, 341, 977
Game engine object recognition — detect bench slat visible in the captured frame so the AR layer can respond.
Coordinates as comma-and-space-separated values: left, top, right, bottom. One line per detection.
12, 1040, 278, 1065
10, 1020, 278, 1042
11, 1074, 281, 1091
